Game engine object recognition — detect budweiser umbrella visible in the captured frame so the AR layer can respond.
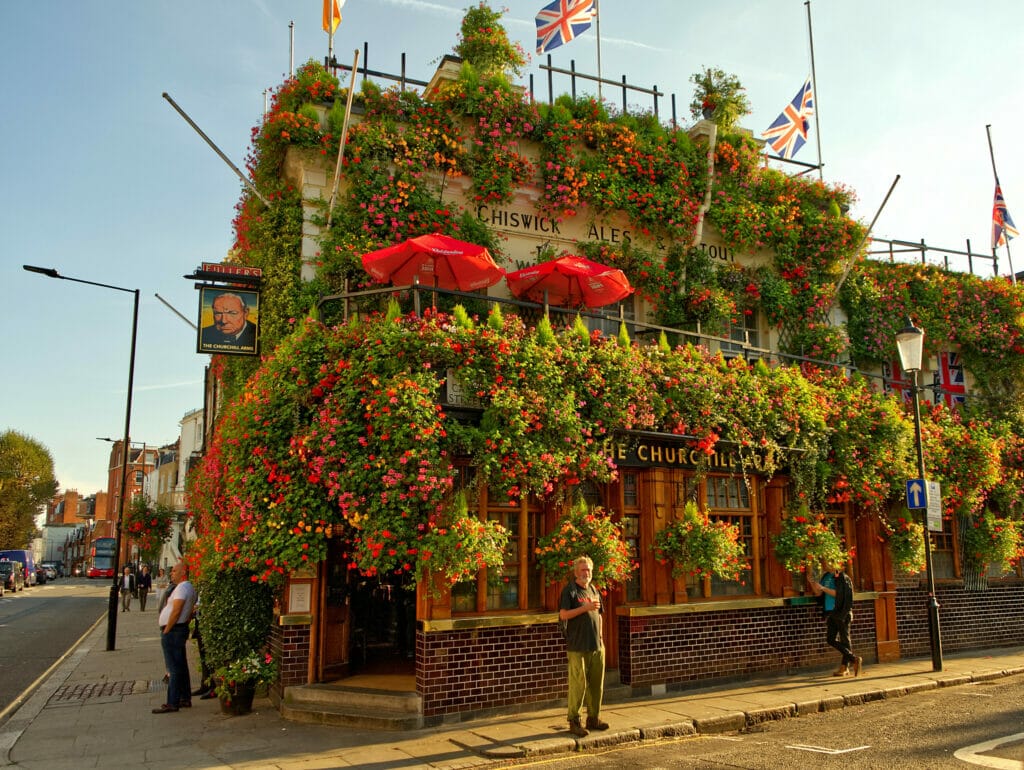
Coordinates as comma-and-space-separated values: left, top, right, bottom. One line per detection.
360, 233, 504, 292
504, 256, 633, 308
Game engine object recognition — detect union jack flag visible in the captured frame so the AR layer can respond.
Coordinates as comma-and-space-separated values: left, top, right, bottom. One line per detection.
761, 78, 814, 159
535, 0, 595, 54
992, 182, 1019, 249
935, 351, 966, 408
881, 359, 914, 404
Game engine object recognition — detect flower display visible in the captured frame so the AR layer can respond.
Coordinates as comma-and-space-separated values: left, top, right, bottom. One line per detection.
189, 3, 1024, 594
214, 651, 277, 700
961, 510, 1021, 574
534, 503, 635, 588
652, 501, 746, 580
772, 507, 849, 574
122, 497, 176, 563
882, 514, 927, 574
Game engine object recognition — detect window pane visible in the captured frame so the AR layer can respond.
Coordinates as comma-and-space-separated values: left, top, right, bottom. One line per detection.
623, 472, 638, 507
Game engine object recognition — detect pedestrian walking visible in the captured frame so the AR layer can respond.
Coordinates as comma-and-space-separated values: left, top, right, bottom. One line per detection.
137, 565, 152, 611
154, 567, 170, 609
119, 566, 136, 612
810, 558, 862, 677
559, 555, 608, 737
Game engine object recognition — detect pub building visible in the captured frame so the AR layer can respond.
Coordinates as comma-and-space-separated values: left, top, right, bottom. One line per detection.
209, 58, 1021, 727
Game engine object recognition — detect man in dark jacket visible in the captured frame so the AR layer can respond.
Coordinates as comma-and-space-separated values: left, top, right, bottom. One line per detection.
811, 559, 862, 676
119, 566, 137, 612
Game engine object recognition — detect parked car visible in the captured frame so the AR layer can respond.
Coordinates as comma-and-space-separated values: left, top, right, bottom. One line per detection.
0, 560, 25, 592
38, 563, 58, 581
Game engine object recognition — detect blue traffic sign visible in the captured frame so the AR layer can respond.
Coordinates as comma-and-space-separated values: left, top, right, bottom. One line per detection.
906, 479, 926, 509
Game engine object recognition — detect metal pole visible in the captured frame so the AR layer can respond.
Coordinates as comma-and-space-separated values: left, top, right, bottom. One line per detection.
594, 0, 602, 102
911, 368, 943, 672
986, 124, 1017, 285
22, 266, 138, 651
805, 0, 823, 180
161, 93, 270, 208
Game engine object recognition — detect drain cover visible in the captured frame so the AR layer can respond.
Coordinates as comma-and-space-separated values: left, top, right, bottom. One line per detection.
49, 681, 138, 705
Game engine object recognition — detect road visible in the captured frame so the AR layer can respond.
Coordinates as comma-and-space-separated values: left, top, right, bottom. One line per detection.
0, 578, 107, 719
512, 673, 1024, 769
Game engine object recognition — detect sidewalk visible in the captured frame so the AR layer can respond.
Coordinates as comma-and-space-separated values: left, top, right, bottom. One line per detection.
3, 604, 1024, 769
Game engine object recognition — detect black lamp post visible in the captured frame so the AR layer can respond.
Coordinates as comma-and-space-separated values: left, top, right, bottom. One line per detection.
894, 317, 943, 672
24, 265, 139, 652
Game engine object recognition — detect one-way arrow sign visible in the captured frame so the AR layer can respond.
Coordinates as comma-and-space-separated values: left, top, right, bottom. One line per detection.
906, 479, 926, 509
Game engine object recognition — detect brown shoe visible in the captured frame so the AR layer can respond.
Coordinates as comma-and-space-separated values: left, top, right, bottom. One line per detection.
586, 716, 609, 730
852, 656, 863, 677
568, 719, 589, 737
832, 665, 848, 677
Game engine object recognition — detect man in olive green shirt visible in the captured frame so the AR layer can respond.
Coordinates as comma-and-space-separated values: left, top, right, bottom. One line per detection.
559, 555, 609, 737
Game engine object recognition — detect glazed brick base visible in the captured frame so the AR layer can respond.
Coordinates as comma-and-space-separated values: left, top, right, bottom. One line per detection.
618, 603, 876, 691
417, 623, 567, 720
895, 580, 1024, 658
270, 622, 311, 689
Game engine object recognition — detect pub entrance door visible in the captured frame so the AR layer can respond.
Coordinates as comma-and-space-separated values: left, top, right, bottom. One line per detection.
319, 538, 415, 681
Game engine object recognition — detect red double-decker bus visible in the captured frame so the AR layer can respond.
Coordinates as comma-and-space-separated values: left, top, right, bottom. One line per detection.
87, 537, 116, 578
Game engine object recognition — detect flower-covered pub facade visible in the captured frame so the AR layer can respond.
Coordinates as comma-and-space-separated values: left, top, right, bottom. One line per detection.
187, 5, 1024, 725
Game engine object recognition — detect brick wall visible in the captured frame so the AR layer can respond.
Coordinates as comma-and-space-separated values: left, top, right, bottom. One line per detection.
895, 580, 1024, 657
271, 622, 311, 690
618, 602, 877, 690
418, 623, 567, 719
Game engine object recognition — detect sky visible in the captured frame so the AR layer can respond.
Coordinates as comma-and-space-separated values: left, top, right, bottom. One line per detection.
2, 1, 1023, 496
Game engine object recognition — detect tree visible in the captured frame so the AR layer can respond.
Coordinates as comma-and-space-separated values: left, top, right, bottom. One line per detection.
0, 430, 58, 547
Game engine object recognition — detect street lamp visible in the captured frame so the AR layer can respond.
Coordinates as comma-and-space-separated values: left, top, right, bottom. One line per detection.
24, 265, 139, 652
894, 316, 943, 672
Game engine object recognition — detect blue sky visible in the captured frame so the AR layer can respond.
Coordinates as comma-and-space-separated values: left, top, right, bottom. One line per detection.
2, 1, 1022, 495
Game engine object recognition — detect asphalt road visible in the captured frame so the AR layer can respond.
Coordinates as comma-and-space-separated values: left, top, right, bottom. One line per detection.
511, 673, 1024, 769
0, 578, 107, 718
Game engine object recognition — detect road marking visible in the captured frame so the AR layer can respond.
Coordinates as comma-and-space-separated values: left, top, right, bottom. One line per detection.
953, 732, 1024, 770
786, 743, 871, 755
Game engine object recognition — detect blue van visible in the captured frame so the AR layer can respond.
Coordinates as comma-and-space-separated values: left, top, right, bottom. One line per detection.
0, 550, 36, 586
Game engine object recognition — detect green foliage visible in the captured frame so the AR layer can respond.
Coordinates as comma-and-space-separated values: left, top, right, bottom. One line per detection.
453, 2, 527, 77
197, 569, 275, 673
882, 513, 926, 573
487, 303, 504, 331
961, 510, 1021, 574
689, 66, 751, 131
0, 430, 57, 547
534, 502, 634, 587
535, 313, 555, 346
652, 501, 746, 580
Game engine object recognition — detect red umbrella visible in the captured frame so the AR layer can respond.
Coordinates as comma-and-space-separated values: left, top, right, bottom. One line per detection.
504, 256, 633, 308
360, 233, 505, 292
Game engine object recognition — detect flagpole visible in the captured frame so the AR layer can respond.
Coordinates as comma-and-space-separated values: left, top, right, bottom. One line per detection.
326, 49, 361, 230
986, 123, 1017, 285
594, 0, 602, 102
289, 20, 295, 77
805, 0, 823, 180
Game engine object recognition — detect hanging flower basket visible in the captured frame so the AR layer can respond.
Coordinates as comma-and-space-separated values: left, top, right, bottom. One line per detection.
535, 502, 635, 588
652, 501, 746, 581
772, 506, 848, 574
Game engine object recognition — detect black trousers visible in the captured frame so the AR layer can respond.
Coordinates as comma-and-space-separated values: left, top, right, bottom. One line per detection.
826, 612, 856, 666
